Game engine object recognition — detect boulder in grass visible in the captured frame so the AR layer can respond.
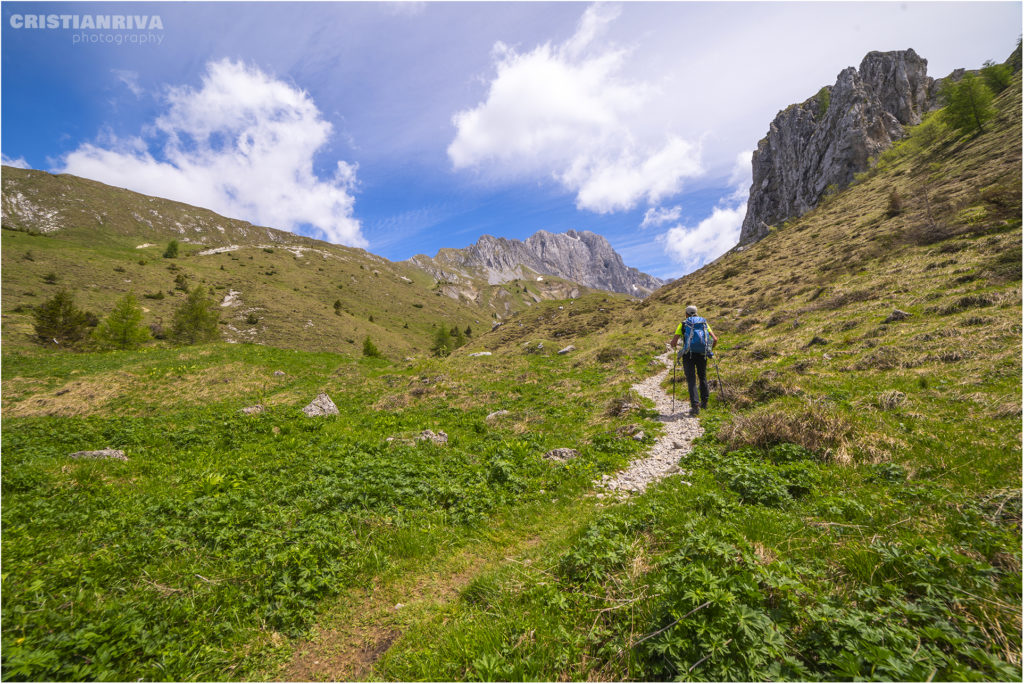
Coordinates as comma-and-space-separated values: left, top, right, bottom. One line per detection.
240, 404, 264, 415
468, 351, 492, 357
486, 410, 510, 424
70, 448, 127, 462
884, 309, 911, 323
557, 345, 576, 355
418, 429, 448, 446
303, 392, 339, 417
544, 448, 579, 462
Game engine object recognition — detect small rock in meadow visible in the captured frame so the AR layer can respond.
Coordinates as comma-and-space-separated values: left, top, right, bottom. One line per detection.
418, 429, 448, 445
544, 448, 579, 462
70, 448, 127, 462
486, 410, 510, 423
557, 345, 576, 355
303, 392, 339, 417
273, 370, 286, 377
468, 351, 492, 357
884, 309, 911, 323
240, 404, 264, 415
632, 431, 646, 441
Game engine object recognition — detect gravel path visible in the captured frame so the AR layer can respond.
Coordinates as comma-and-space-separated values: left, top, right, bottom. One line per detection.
595, 351, 702, 496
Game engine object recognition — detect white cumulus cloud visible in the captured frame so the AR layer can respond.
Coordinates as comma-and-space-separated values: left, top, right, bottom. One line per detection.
448, 3, 702, 213
60, 59, 365, 246
659, 148, 752, 274
661, 204, 745, 274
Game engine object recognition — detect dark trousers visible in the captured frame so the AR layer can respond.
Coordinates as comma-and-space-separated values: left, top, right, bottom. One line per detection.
679, 352, 709, 409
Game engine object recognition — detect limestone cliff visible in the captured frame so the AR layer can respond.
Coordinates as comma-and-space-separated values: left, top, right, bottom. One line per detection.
739, 49, 935, 245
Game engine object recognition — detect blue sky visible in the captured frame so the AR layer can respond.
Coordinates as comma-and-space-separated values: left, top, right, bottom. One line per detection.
2, 1, 1020, 279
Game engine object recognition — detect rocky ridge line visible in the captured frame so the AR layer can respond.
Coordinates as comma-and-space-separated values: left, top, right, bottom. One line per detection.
409, 229, 663, 297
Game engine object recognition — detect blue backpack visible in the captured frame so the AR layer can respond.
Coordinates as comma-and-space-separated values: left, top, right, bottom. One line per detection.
682, 316, 712, 357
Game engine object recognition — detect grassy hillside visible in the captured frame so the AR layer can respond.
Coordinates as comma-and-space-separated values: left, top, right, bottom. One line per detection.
1, 75, 1020, 681
1, 168, 596, 359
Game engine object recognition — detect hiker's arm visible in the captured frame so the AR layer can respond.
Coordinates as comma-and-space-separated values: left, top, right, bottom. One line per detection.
669, 334, 680, 349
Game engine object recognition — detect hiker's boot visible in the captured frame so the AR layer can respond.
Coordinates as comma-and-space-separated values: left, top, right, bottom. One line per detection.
700, 400, 708, 409
690, 404, 700, 416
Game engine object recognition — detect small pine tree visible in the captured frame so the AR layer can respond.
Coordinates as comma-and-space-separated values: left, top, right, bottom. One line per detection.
32, 289, 92, 346
93, 293, 151, 349
451, 325, 466, 349
465, 325, 473, 337
362, 336, 383, 358
170, 285, 220, 344
981, 59, 1013, 94
432, 323, 452, 357
941, 72, 996, 136
163, 240, 179, 259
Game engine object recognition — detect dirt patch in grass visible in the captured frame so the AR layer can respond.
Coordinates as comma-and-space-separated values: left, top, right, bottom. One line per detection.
3, 370, 141, 417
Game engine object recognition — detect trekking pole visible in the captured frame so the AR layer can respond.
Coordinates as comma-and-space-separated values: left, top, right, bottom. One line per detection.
713, 354, 727, 404
671, 350, 677, 415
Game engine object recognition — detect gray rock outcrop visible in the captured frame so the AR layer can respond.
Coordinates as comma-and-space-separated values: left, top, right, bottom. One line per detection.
409, 229, 663, 297
303, 392, 339, 417
739, 49, 934, 245
544, 448, 579, 462
70, 448, 128, 461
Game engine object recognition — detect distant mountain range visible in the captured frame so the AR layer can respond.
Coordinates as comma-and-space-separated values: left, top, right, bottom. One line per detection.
410, 230, 663, 297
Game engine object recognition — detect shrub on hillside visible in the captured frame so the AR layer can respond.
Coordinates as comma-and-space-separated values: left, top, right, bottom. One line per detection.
163, 240, 179, 259
170, 285, 220, 344
362, 336, 383, 358
93, 293, 151, 350
32, 289, 95, 347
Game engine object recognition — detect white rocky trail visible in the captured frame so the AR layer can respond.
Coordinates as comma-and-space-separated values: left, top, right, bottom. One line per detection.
595, 350, 701, 496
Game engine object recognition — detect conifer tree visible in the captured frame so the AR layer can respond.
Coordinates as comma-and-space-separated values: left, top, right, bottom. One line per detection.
93, 293, 151, 349
170, 285, 220, 344
163, 240, 179, 259
941, 72, 996, 136
432, 323, 452, 357
32, 289, 92, 346
362, 336, 383, 358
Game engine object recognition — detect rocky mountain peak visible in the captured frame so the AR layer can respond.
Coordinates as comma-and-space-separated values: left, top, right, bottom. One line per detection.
739, 49, 935, 245
409, 229, 663, 297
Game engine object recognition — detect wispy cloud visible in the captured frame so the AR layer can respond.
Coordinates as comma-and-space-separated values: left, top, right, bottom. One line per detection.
2, 154, 31, 169
59, 59, 365, 246
448, 3, 702, 214
112, 69, 143, 98
640, 205, 681, 229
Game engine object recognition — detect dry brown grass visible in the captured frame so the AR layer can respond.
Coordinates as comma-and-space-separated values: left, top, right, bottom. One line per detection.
718, 400, 854, 463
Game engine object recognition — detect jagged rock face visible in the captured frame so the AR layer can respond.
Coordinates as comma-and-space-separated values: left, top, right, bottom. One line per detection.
740, 49, 933, 245
410, 229, 663, 297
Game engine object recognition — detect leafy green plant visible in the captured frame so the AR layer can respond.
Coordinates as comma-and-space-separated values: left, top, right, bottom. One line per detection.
163, 239, 179, 259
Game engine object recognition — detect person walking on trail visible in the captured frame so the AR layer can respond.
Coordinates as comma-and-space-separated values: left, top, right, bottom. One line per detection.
670, 305, 718, 416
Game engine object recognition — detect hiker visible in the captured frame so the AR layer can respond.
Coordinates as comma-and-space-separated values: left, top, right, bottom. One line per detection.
669, 305, 718, 416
